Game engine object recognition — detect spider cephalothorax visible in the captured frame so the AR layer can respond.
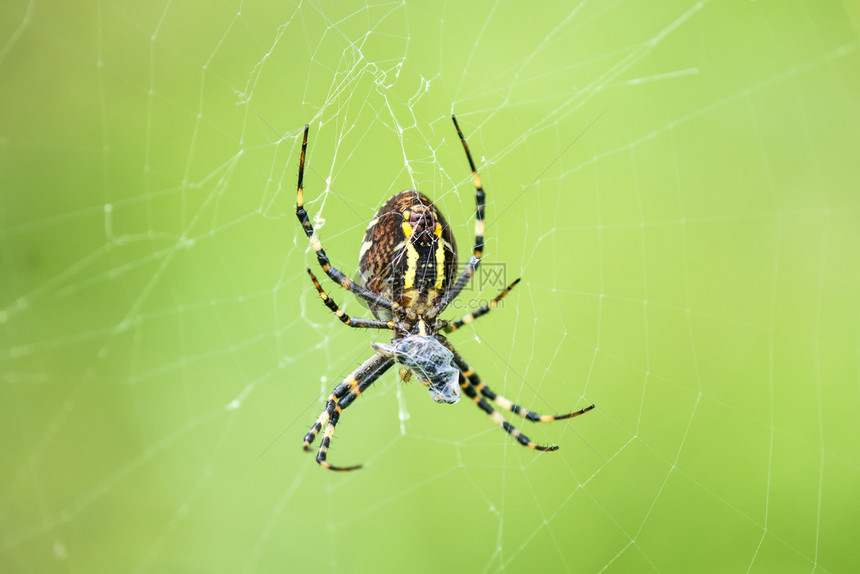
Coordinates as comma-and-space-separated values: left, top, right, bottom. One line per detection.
295, 116, 594, 471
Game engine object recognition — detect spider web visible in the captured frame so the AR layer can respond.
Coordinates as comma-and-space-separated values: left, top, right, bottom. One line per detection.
2, 0, 860, 572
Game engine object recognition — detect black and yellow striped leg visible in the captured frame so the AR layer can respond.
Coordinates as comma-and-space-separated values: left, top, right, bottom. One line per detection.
458, 371, 557, 451
306, 269, 394, 330
430, 337, 566, 451
452, 351, 595, 423
295, 124, 402, 317
452, 114, 486, 261
428, 116, 486, 317
303, 353, 395, 471
441, 278, 520, 333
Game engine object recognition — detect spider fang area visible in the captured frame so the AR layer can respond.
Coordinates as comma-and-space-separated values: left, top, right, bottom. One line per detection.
372, 336, 461, 404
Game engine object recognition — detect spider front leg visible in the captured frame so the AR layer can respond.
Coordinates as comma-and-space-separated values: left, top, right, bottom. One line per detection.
295, 124, 401, 317
453, 351, 594, 423
306, 269, 394, 330
457, 371, 556, 451
437, 338, 593, 450
304, 353, 394, 471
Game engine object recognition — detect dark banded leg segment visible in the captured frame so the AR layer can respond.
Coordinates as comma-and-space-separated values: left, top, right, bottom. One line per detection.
441, 278, 520, 333
452, 114, 486, 261
428, 115, 486, 317
306, 269, 394, 330
304, 353, 395, 471
459, 372, 556, 451
452, 350, 595, 423
295, 124, 401, 317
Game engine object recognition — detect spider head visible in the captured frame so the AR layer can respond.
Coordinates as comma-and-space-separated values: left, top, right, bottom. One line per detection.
372, 335, 461, 404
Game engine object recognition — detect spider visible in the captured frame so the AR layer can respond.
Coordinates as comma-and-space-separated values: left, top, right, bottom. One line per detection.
296, 115, 594, 470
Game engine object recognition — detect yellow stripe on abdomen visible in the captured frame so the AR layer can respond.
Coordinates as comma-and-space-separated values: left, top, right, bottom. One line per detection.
404, 243, 419, 289
434, 235, 446, 289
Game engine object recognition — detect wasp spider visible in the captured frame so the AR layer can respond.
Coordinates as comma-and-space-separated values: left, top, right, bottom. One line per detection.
296, 116, 594, 470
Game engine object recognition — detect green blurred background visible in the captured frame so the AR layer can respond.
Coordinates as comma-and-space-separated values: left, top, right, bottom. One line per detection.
2, 1, 859, 572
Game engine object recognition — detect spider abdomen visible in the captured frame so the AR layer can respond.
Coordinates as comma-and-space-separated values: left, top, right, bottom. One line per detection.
358, 191, 458, 320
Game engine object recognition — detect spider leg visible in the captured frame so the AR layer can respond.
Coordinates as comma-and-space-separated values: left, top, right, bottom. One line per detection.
303, 352, 394, 471
458, 371, 557, 451
306, 269, 394, 330
440, 278, 520, 333
295, 124, 402, 317
452, 114, 486, 261
428, 115, 486, 317
453, 350, 594, 423
435, 336, 593, 449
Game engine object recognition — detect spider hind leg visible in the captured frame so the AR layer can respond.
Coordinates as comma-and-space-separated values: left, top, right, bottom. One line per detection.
305, 269, 394, 330
295, 124, 401, 317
